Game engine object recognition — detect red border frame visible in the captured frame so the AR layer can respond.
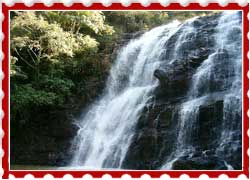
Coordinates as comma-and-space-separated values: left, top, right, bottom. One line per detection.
2, 2, 249, 179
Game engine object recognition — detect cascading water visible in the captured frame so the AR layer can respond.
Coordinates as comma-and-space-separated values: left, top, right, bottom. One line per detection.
215, 11, 242, 169
70, 11, 242, 170
161, 11, 242, 170
70, 21, 181, 169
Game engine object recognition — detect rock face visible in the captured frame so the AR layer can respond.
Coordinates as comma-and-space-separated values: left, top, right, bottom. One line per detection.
10, 107, 78, 166
122, 12, 242, 170
172, 154, 227, 170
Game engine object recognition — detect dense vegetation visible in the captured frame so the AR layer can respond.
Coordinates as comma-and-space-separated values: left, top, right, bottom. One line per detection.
10, 11, 214, 126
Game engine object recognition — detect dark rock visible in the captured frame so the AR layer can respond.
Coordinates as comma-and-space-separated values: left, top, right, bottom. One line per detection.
154, 69, 169, 85
191, 100, 224, 149
172, 155, 227, 170
123, 104, 179, 169
10, 108, 77, 166
122, 128, 158, 169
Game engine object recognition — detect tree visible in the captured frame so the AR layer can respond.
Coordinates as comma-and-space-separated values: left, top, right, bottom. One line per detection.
10, 11, 112, 124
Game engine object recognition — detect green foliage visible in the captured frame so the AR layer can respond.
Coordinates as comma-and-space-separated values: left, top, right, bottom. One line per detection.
10, 56, 27, 78
10, 11, 110, 125
12, 84, 58, 107
11, 84, 58, 123
11, 12, 99, 59
40, 11, 114, 35
166, 11, 215, 21
38, 75, 74, 100
104, 11, 169, 33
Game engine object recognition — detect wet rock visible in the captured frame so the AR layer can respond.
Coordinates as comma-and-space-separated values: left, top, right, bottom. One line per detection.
122, 128, 158, 169
172, 155, 227, 170
154, 69, 169, 85
191, 100, 224, 149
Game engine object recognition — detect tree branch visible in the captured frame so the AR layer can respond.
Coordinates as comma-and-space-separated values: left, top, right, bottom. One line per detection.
27, 49, 37, 65
14, 48, 36, 70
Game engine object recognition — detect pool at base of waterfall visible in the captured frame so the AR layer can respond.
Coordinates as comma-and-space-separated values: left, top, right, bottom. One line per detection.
11, 165, 125, 170
11, 165, 58, 170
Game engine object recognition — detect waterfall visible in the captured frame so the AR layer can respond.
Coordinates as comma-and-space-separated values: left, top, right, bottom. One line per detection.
69, 11, 242, 170
161, 11, 242, 169
70, 21, 181, 169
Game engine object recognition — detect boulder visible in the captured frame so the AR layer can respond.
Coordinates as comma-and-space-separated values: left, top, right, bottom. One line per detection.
172, 155, 227, 170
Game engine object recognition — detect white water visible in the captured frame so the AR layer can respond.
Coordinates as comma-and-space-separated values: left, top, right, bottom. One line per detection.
161, 11, 242, 170
170, 17, 198, 63
215, 11, 242, 166
70, 21, 181, 169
